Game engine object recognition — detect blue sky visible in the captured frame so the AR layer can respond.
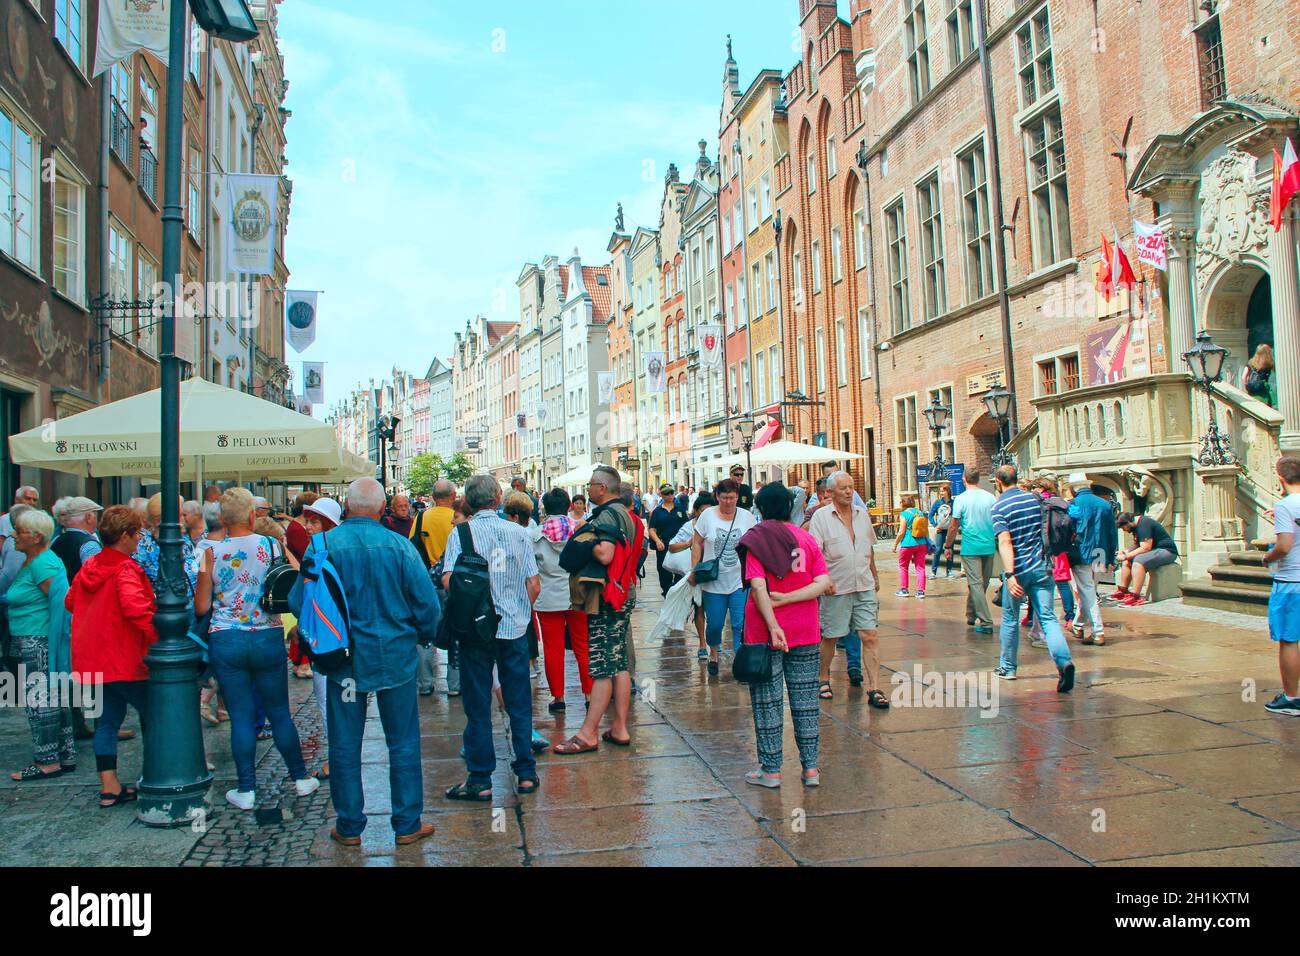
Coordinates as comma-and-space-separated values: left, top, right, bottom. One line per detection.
278, 0, 848, 415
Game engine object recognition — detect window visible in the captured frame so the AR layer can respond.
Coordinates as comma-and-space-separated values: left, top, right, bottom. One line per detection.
1024, 107, 1071, 267
747, 186, 759, 232
137, 253, 159, 354
946, 0, 974, 67
895, 395, 920, 495
904, 0, 932, 104
53, 170, 85, 304
737, 275, 748, 326
1036, 351, 1081, 396
797, 336, 807, 395
831, 226, 843, 282
1196, 14, 1226, 109
858, 308, 872, 378
815, 328, 826, 392
885, 201, 911, 334
959, 141, 994, 300
764, 253, 776, 311
722, 212, 732, 252
751, 263, 762, 316
927, 385, 956, 464
917, 174, 946, 319
835, 318, 847, 385
808, 43, 817, 94
54, 0, 84, 71
806, 151, 817, 194
826, 137, 837, 178
792, 251, 803, 304
811, 240, 822, 293
189, 14, 205, 79
729, 366, 738, 412
853, 208, 867, 269
740, 359, 751, 411
139, 69, 159, 151
769, 345, 781, 403
725, 283, 735, 334
705, 235, 715, 272
760, 172, 772, 219
1016, 6, 1055, 108
0, 107, 38, 270
107, 222, 133, 332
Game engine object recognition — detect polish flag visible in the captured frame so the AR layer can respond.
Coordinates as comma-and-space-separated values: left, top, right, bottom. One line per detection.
1096, 230, 1137, 301
1271, 137, 1300, 232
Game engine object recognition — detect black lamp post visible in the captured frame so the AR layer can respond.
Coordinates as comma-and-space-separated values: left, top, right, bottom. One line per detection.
139, 0, 257, 828
983, 385, 1015, 467
922, 394, 952, 482
375, 415, 399, 489
735, 416, 757, 486
1183, 330, 1236, 466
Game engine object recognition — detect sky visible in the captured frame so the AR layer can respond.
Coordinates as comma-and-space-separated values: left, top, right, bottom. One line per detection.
277, 0, 851, 417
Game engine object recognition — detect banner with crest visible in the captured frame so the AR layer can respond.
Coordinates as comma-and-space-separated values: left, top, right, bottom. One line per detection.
225, 174, 280, 275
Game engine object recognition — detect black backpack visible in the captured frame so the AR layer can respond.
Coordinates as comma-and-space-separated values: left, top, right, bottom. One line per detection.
258, 537, 299, 614
435, 523, 499, 651
1039, 496, 1076, 558
1245, 366, 1271, 398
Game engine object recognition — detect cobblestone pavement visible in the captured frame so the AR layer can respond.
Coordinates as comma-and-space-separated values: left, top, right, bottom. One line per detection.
2, 559, 1298, 866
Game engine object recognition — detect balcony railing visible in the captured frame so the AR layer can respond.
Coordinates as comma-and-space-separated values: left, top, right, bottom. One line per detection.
110, 100, 132, 166
138, 146, 158, 202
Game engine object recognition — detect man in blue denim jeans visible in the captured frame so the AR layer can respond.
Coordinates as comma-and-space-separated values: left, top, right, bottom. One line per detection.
990, 465, 1075, 692
288, 477, 441, 847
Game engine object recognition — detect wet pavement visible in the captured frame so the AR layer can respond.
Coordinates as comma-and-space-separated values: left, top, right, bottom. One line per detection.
3, 554, 1298, 866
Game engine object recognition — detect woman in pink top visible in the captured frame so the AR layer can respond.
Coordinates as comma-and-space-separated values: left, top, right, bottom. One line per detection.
736, 482, 832, 789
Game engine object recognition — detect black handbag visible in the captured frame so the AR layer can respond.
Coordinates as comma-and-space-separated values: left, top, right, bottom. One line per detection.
692, 511, 737, 584
732, 641, 772, 684
259, 537, 298, 614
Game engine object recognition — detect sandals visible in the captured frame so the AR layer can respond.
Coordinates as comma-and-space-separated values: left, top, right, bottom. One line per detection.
601, 730, 631, 747
552, 735, 598, 756
98, 786, 138, 808
444, 781, 493, 802
867, 689, 891, 709
516, 776, 540, 794
11, 764, 64, 782
818, 682, 833, 700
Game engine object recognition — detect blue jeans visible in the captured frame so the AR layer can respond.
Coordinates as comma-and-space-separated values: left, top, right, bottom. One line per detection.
998, 568, 1073, 672
836, 634, 862, 672
460, 635, 535, 785
209, 626, 306, 792
931, 529, 956, 574
1026, 581, 1077, 627
93, 680, 149, 773
702, 587, 747, 650
326, 677, 423, 838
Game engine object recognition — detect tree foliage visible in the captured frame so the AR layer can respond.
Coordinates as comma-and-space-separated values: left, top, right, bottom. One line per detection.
406, 451, 476, 496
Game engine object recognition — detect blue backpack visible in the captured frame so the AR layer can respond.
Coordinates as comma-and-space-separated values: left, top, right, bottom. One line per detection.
298, 532, 353, 675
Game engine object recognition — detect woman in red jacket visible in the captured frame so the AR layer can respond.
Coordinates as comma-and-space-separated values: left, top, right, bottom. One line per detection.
64, 505, 158, 807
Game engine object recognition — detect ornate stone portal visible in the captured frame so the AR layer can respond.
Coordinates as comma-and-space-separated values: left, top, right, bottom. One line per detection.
1194, 149, 1272, 294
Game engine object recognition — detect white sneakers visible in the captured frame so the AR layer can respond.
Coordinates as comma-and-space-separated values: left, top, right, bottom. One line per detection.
226, 776, 320, 810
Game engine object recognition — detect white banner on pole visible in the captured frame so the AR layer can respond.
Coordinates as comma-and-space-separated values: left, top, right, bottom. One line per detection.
596, 372, 614, 405
1132, 220, 1167, 272
285, 290, 319, 353
93, 0, 171, 77
303, 362, 325, 405
644, 352, 666, 394
295, 397, 313, 416
225, 174, 280, 275
700, 324, 723, 368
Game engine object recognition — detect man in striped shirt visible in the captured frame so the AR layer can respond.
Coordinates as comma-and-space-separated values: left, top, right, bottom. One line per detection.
990, 464, 1075, 691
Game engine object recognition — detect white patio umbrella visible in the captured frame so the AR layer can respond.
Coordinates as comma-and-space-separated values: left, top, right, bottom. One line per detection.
9, 377, 367, 482
710, 439, 866, 470
549, 461, 635, 488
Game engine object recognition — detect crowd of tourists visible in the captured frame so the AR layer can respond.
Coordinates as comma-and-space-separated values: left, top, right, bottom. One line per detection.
0, 448, 1296, 844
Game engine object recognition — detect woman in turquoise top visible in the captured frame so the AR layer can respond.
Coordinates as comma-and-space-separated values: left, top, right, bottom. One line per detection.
6, 508, 75, 781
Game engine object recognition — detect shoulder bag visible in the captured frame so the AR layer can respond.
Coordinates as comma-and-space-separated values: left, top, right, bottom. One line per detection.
692, 510, 737, 585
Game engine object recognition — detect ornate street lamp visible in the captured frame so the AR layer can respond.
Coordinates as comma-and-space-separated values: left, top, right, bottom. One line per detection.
1183, 330, 1236, 466
141, 0, 258, 828
735, 416, 758, 485
982, 385, 1015, 467
922, 394, 952, 481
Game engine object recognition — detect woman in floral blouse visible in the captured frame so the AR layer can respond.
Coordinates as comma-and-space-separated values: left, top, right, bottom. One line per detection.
195, 487, 316, 812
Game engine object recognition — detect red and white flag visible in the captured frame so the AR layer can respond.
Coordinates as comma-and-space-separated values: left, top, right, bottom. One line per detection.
1096, 229, 1137, 302
1270, 137, 1300, 232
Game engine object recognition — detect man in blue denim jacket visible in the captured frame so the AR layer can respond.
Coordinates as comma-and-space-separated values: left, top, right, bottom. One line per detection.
288, 477, 440, 847
1065, 475, 1118, 646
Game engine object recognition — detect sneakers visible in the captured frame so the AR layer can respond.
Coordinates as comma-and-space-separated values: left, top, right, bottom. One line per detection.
1264, 692, 1300, 716
1030, 637, 1047, 649
973, 624, 994, 634
1057, 662, 1076, 693
226, 789, 256, 810
993, 665, 1017, 680
530, 730, 549, 753
1080, 632, 1106, 646
916, 591, 926, 600
894, 589, 910, 598
294, 776, 321, 797
697, 647, 709, 659
1121, 594, 1146, 607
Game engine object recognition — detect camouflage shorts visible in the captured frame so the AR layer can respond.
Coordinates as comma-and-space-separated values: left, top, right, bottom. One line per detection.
587, 608, 631, 680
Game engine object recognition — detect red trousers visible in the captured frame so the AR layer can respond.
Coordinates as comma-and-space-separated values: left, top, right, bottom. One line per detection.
535, 609, 592, 699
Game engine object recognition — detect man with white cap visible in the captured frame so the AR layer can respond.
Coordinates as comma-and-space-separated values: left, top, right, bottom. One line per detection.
1065, 473, 1117, 646
50, 497, 103, 583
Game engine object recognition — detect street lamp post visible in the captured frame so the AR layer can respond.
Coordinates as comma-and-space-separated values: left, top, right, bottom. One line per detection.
139, 0, 258, 828
735, 416, 757, 486
922, 394, 952, 482
982, 385, 1015, 467
1183, 330, 1236, 466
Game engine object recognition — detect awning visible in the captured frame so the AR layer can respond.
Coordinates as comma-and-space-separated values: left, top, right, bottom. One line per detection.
711, 439, 865, 470
752, 417, 780, 450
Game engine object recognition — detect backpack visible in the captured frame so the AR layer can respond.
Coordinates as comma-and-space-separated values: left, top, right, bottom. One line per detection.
258, 537, 299, 615
1245, 366, 1271, 398
1040, 495, 1077, 557
934, 502, 953, 532
296, 532, 353, 675
909, 509, 929, 540
602, 510, 645, 612
437, 522, 499, 651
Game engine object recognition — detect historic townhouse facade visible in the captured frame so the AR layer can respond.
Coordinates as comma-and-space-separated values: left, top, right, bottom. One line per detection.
516, 262, 544, 489
425, 356, 454, 460
717, 42, 749, 463
628, 226, 663, 482
558, 253, 611, 469
606, 223, 636, 473
539, 255, 568, 482
485, 323, 519, 481
659, 166, 691, 485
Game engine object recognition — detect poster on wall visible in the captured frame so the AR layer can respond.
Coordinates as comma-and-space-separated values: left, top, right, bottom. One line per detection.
1084, 313, 1150, 386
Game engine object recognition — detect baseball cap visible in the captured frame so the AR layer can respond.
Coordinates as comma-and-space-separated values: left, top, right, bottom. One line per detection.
1066, 472, 1091, 489
302, 498, 342, 527
659, 483, 674, 494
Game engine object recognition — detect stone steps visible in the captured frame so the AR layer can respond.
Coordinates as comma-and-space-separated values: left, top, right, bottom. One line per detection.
1181, 578, 1270, 616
